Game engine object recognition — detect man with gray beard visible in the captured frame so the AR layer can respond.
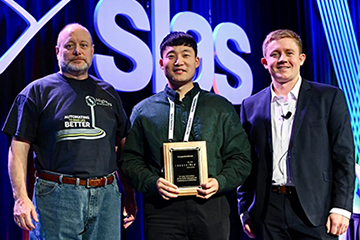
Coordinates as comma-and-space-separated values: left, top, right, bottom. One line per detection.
2, 23, 136, 239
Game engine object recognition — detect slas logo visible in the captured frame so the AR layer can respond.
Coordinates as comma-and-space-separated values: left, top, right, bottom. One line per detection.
1, 0, 253, 104
94, 0, 253, 104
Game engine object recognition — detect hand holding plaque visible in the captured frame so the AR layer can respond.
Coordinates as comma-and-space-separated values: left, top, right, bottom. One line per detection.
163, 141, 208, 196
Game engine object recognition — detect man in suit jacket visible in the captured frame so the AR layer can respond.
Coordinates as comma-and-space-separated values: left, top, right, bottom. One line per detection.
238, 29, 355, 239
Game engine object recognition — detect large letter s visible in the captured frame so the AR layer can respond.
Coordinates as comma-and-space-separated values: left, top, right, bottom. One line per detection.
170, 12, 214, 92
213, 23, 253, 105
93, 0, 152, 91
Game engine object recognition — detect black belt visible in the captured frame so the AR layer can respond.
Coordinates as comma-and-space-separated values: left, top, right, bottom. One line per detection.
37, 171, 115, 188
271, 185, 295, 194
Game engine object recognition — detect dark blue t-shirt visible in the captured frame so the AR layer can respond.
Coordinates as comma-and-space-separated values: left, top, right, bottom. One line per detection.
3, 73, 129, 178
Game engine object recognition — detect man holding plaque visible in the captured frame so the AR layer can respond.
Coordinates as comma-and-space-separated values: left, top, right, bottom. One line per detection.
120, 32, 252, 240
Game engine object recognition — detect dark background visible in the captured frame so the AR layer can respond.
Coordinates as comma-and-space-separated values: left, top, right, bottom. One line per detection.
0, 0, 359, 239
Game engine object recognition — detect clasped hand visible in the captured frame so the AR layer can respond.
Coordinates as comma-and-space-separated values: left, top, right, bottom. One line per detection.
156, 177, 219, 200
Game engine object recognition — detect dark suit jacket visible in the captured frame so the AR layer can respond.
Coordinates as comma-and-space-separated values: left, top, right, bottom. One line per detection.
238, 79, 355, 226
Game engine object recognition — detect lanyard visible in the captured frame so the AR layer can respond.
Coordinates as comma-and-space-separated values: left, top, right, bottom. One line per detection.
167, 92, 200, 142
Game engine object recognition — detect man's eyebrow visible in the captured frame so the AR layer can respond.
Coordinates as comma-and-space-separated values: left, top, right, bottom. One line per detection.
166, 50, 175, 55
284, 48, 295, 52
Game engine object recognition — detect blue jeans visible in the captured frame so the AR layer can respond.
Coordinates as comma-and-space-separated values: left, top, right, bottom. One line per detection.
30, 173, 121, 240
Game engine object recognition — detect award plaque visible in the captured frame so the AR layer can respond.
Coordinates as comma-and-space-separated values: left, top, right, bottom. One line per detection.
163, 141, 208, 196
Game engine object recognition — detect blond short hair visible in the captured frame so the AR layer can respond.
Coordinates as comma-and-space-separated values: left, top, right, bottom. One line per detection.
262, 29, 302, 57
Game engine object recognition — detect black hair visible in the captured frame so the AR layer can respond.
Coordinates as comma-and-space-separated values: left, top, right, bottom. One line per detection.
160, 31, 198, 58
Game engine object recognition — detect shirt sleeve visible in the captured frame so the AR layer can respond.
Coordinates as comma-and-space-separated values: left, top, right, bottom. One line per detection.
2, 86, 39, 142
329, 208, 352, 219
114, 92, 130, 138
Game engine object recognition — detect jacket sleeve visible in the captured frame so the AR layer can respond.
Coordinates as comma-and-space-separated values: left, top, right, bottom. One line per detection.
237, 100, 254, 214
214, 102, 252, 193
120, 105, 160, 195
328, 89, 355, 211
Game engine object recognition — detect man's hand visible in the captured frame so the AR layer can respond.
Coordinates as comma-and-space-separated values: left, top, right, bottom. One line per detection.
196, 178, 219, 199
122, 191, 137, 229
13, 196, 38, 231
326, 213, 349, 236
156, 178, 179, 200
243, 218, 256, 238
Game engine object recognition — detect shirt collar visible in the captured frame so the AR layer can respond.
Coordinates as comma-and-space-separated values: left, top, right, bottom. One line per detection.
271, 75, 302, 102
165, 82, 201, 102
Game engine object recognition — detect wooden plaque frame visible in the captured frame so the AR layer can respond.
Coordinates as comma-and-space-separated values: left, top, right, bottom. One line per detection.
163, 141, 208, 196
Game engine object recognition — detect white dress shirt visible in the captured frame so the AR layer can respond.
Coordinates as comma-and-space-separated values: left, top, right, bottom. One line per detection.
270, 76, 302, 186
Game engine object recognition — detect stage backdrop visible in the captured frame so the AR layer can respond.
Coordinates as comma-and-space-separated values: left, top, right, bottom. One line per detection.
0, 0, 359, 239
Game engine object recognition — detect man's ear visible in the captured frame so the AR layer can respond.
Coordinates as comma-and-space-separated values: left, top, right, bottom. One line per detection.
195, 56, 200, 68
299, 53, 306, 66
56, 46, 59, 60
261, 58, 268, 69
159, 58, 164, 70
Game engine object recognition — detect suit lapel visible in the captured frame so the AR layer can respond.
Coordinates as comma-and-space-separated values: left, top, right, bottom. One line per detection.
262, 87, 273, 153
258, 87, 273, 154
290, 79, 312, 145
